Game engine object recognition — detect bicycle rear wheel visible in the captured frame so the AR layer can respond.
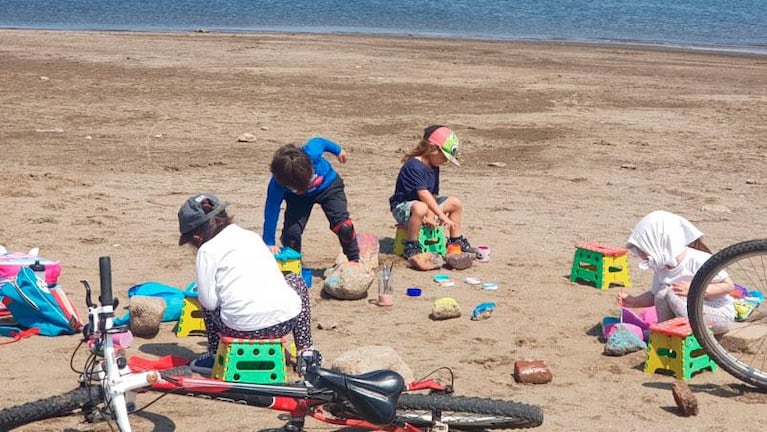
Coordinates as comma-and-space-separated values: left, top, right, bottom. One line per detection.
396, 393, 543, 430
688, 238, 767, 389
0, 386, 104, 430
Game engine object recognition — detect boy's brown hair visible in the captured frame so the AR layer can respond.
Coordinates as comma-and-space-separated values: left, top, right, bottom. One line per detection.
270, 144, 313, 192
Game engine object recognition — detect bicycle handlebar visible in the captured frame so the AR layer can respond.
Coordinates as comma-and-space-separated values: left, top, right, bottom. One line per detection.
99, 256, 113, 308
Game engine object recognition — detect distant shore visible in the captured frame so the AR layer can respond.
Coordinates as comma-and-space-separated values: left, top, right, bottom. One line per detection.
2, 26, 766, 57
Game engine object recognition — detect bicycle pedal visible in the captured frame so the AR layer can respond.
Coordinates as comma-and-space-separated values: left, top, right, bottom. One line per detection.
283, 415, 306, 432
431, 420, 449, 432
85, 409, 112, 424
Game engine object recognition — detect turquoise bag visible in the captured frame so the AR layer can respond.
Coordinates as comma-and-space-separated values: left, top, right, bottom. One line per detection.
0, 267, 81, 336
113, 281, 197, 326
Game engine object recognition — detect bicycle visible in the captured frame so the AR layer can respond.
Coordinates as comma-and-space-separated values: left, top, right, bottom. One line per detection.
687, 238, 767, 389
0, 256, 544, 431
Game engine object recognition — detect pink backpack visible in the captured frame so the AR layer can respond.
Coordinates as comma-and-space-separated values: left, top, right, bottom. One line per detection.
0, 253, 62, 286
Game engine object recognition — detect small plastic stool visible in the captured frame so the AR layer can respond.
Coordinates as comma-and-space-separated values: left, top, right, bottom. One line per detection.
274, 246, 302, 274
212, 337, 288, 384
393, 224, 447, 256
644, 317, 717, 380
570, 242, 631, 290
175, 297, 206, 337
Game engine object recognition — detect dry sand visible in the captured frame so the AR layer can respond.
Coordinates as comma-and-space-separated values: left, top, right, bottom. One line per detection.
1, 29, 766, 431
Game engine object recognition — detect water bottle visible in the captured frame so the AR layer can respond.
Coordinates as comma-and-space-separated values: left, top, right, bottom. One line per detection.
29, 260, 49, 290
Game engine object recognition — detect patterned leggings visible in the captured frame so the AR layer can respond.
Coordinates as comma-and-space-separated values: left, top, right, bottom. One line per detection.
655, 286, 734, 334
202, 272, 313, 355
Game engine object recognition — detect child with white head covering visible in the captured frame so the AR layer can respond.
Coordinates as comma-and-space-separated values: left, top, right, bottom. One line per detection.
618, 210, 735, 333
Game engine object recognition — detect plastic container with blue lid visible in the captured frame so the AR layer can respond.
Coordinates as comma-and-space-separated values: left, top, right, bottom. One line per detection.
406, 287, 422, 297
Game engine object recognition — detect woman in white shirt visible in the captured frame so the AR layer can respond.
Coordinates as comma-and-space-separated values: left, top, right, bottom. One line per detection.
177, 193, 313, 376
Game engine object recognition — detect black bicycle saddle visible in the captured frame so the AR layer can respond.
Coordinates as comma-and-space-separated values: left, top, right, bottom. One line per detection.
313, 368, 405, 425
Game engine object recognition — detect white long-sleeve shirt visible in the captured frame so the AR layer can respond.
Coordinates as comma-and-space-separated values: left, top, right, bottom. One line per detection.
195, 224, 301, 331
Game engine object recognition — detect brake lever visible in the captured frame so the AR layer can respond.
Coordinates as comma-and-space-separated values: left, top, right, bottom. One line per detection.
81, 280, 94, 308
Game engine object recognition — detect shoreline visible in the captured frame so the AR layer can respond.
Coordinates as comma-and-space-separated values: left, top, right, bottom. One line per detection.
2, 26, 767, 58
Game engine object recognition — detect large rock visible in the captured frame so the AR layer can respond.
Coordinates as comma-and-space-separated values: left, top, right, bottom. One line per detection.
330, 345, 414, 384
445, 252, 474, 270
720, 323, 767, 354
322, 261, 375, 300
332, 232, 380, 273
408, 252, 443, 271
129, 295, 166, 338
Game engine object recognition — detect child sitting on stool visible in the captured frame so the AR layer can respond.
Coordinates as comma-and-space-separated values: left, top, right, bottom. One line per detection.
617, 210, 735, 334
178, 193, 315, 376
389, 125, 475, 259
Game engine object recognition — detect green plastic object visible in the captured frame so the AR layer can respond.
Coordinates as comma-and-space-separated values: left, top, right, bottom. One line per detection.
213, 337, 287, 384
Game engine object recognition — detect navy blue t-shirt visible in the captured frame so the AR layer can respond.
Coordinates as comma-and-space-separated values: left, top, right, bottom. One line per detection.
389, 158, 440, 211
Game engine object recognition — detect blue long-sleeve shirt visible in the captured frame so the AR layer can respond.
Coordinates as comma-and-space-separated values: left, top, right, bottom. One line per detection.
262, 137, 343, 246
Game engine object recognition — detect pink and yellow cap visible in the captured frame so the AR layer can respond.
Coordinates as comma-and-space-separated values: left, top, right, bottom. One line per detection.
424, 125, 460, 166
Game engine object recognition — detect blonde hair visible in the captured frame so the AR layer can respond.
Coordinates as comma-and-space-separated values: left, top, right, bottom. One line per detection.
401, 138, 438, 163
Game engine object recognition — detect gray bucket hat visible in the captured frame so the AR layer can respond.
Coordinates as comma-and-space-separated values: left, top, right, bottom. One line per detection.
178, 193, 229, 245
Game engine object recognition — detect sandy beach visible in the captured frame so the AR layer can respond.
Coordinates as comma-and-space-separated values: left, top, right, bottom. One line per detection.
1, 29, 766, 431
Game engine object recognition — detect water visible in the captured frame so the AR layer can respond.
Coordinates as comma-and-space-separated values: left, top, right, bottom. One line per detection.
1, 0, 765, 55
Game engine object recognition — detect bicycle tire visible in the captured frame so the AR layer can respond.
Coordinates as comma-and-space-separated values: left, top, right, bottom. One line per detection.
688, 238, 767, 389
0, 386, 104, 430
395, 393, 543, 430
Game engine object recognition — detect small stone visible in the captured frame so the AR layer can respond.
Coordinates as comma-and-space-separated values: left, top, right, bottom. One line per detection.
39, 76, 49, 81
513, 360, 553, 384
488, 162, 507, 167
430, 297, 461, 320
85, 135, 93, 140
317, 321, 338, 330
260, 126, 269, 131
745, 179, 758, 185
672, 381, 698, 416
237, 133, 256, 143
700, 204, 732, 214
620, 163, 637, 170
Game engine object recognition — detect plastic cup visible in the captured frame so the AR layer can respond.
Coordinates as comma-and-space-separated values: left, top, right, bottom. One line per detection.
377, 271, 393, 306
476, 245, 491, 262
301, 268, 313, 288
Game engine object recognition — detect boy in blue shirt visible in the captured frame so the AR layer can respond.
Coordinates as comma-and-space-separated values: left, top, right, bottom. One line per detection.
263, 137, 360, 263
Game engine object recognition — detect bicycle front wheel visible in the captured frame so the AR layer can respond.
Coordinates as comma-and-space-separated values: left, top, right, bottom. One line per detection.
688, 238, 767, 388
396, 393, 543, 430
0, 386, 104, 430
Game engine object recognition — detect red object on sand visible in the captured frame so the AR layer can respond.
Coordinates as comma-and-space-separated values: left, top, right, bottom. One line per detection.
576, 241, 628, 257
128, 355, 190, 372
